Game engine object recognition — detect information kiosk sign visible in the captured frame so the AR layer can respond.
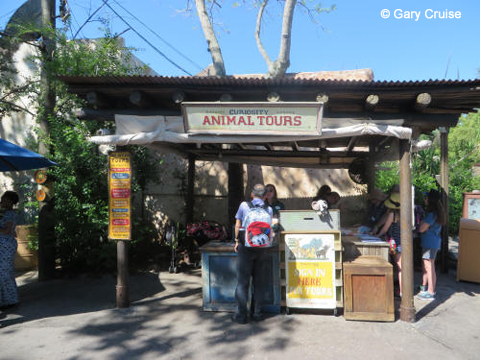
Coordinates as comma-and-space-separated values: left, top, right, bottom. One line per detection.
108, 152, 132, 240
285, 233, 336, 309
182, 102, 323, 136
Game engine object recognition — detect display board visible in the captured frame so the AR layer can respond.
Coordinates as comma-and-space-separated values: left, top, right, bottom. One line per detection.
108, 152, 132, 240
285, 233, 336, 309
462, 193, 480, 219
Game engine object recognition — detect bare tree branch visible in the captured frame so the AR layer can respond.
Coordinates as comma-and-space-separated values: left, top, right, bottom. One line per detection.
255, 1, 272, 68
267, 0, 296, 78
194, 0, 226, 76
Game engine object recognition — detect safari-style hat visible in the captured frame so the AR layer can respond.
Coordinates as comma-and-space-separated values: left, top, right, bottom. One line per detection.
384, 192, 401, 209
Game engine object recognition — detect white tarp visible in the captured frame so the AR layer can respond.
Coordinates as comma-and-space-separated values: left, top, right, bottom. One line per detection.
89, 115, 412, 146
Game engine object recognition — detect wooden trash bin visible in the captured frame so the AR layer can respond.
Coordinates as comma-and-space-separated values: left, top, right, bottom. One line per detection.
343, 256, 394, 322
457, 218, 480, 283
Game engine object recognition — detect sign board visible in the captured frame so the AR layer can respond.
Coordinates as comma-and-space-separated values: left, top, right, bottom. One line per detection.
285, 233, 336, 309
463, 193, 480, 219
182, 102, 323, 135
108, 152, 132, 240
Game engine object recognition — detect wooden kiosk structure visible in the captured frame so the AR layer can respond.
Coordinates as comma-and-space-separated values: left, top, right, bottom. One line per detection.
60, 71, 480, 322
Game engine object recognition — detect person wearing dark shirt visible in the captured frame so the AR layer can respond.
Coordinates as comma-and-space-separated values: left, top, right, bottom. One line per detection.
264, 184, 285, 218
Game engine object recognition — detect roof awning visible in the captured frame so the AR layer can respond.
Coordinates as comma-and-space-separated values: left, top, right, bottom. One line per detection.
89, 114, 412, 147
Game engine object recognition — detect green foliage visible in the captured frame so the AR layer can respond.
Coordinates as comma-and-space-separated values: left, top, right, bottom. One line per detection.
2, 21, 159, 273
376, 119, 480, 235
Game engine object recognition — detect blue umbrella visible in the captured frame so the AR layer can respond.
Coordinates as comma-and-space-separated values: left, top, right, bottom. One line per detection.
0, 138, 57, 172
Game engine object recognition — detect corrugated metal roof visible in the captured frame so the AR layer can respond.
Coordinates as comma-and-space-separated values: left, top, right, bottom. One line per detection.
58, 75, 480, 88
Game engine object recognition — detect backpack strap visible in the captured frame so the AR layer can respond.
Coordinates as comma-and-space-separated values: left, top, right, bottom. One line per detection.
247, 201, 254, 209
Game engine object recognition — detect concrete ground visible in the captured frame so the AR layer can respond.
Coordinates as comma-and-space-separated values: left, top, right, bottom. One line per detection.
1, 260, 479, 360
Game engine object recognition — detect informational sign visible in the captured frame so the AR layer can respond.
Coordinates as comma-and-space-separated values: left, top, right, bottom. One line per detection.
182, 102, 323, 135
108, 152, 131, 240
285, 233, 336, 309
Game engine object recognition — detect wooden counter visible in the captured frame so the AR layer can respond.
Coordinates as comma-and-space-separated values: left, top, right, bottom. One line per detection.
343, 256, 394, 322
200, 240, 281, 313
342, 235, 389, 261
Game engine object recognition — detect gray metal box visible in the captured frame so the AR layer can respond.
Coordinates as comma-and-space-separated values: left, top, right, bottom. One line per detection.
279, 210, 340, 231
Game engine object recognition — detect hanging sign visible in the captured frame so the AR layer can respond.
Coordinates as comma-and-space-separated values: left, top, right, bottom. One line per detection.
285, 233, 336, 309
182, 102, 323, 135
108, 151, 132, 240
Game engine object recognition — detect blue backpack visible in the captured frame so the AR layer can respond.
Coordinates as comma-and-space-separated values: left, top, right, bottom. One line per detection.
242, 202, 272, 248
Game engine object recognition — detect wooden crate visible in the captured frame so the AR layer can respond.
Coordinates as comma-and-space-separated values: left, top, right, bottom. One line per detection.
343, 256, 394, 322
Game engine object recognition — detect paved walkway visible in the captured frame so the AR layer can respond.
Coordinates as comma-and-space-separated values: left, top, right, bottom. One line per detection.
0, 264, 479, 360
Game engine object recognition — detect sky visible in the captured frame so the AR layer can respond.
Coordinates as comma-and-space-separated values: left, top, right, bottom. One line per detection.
1, 0, 479, 81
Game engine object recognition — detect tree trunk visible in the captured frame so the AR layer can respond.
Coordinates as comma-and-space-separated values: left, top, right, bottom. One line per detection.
267, 0, 296, 78
195, 0, 226, 76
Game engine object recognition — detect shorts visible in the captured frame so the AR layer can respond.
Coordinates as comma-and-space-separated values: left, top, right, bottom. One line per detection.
422, 248, 438, 260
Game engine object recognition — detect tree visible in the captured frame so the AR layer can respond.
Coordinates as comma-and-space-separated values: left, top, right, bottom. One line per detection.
376, 117, 480, 235
192, 0, 335, 77
1, 19, 161, 273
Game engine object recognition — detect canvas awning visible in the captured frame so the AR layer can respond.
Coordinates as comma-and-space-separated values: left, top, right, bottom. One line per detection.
90, 114, 412, 146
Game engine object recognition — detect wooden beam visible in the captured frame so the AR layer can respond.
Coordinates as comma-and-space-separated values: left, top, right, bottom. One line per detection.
316, 93, 329, 104
346, 137, 358, 153
399, 139, 415, 323
75, 108, 181, 120
267, 92, 280, 102
129, 90, 152, 108
172, 90, 185, 104
86, 91, 109, 108
219, 93, 233, 102
189, 148, 366, 158
365, 94, 380, 111
415, 92, 432, 112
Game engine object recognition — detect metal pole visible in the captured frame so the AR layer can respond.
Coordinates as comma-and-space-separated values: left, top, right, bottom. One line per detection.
439, 127, 450, 273
116, 240, 129, 308
399, 139, 415, 322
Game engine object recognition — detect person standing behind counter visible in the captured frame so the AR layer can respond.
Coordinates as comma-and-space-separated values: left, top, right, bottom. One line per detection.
374, 192, 403, 298
264, 184, 285, 218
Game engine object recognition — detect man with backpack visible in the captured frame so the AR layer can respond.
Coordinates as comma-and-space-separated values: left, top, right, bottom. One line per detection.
232, 184, 273, 324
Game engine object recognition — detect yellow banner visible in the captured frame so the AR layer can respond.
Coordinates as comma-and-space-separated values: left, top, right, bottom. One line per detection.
108, 152, 132, 240
287, 261, 334, 299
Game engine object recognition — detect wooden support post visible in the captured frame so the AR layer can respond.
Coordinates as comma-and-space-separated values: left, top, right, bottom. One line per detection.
186, 154, 196, 224
439, 127, 450, 273
399, 139, 415, 322
228, 163, 244, 234
366, 142, 376, 193
116, 240, 129, 308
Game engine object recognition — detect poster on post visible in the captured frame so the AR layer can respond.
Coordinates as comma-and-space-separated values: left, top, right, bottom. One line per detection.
108, 152, 132, 240
285, 233, 336, 309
